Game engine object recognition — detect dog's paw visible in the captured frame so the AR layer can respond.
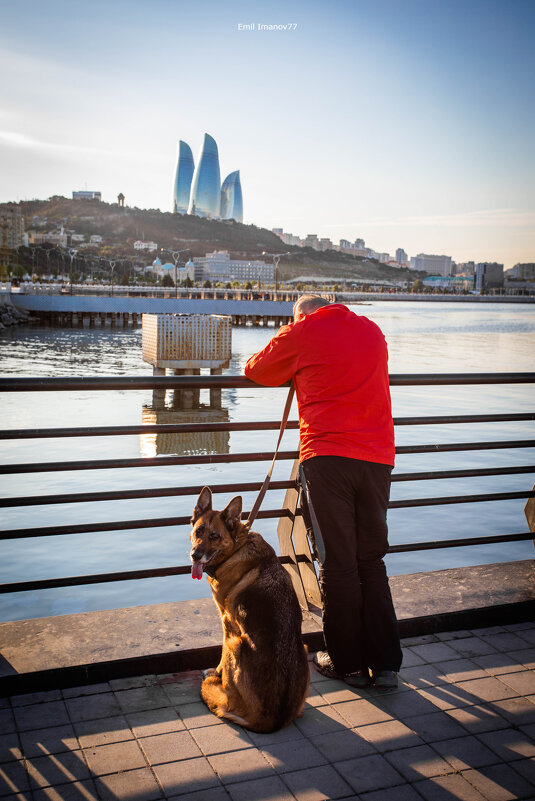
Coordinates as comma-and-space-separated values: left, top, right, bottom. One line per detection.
202, 668, 218, 679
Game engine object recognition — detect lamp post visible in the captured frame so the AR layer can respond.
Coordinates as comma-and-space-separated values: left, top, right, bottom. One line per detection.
171, 248, 190, 298
68, 248, 78, 295
262, 251, 290, 297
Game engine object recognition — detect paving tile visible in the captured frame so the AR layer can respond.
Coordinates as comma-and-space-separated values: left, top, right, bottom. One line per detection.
114, 685, 170, 713
505, 622, 534, 632
470, 626, 506, 637
167, 789, 230, 801
208, 747, 274, 784
329, 698, 391, 727
373, 688, 439, 718
435, 630, 473, 641
294, 704, 352, 737
508, 648, 535, 670
109, 674, 156, 691
246, 722, 305, 747
0, 760, 31, 796
305, 685, 328, 708
400, 647, 426, 668
94, 767, 163, 801
410, 642, 460, 663
498, 670, 535, 696
491, 696, 535, 725
360, 785, 423, 801
31, 778, 99, 801
19, 724, 78, 758
355, 720, 423, 752
13, 701, 70, 732
514, 627, 535, 646
417, 684, 474, 711
74, 715, 134, 748
139, 730, 202, 764
0, 734, 22, 764
10, 690, 62, 708
413, 773, 487, 800
226, 774, 295, 801
190, 722, 253, 756
438, 658, 488, 683
334, 753, 404, 794
401, 634, 439, 647
127, 706, 185, 737
446, 636, 498, 658
462, 763, 535, 800
159, 672, 203, 705
488, 632, 535, 653
65, 693, 121, 723
510, 757, 535, 786
0, 710, 15, 736
477, 727, 535, 761
432, 734, 499, 770
399, 664, 447, 689
454, 676, 518, 703
282, 763, 354, 800
83, 739, 146, 776
473, 652, 528, 675
26, 749, 91, 788
403, 711, 468, 743
178, 701, 224, 729
261, 739, 327, 773
317, 682, 370, 705
153, 756, 221, 796
446, 704, 509, 734
62, 683, 111, 698
385, 744, 452, 780
310, 728, 376, 761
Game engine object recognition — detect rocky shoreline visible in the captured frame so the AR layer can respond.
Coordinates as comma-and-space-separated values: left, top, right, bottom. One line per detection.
0, 301, 35, 329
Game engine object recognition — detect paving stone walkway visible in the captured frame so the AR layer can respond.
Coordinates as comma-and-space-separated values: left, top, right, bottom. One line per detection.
1, 621, 535, 801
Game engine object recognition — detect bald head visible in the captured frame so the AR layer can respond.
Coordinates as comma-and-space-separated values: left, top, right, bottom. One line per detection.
293, 295, 330, 323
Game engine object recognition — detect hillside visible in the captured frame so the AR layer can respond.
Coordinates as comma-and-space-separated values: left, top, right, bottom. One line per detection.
18, 197, 412, 283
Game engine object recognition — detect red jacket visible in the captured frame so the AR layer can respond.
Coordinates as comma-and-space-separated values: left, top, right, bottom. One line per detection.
244, 304, 395, 466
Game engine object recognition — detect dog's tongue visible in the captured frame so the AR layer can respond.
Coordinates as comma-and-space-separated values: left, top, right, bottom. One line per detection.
192, 562, 203, 580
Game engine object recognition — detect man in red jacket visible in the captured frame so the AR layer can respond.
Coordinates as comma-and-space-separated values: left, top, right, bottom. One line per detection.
244, 295, 402, 688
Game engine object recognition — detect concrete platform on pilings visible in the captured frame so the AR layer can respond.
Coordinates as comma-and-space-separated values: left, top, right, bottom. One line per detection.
1, 561, 533, 697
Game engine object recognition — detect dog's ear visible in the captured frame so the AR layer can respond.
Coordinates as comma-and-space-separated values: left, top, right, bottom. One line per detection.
192, 486, 212, 523
221, 495, 242, 538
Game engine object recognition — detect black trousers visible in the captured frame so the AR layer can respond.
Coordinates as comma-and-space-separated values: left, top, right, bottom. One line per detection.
300, 455, 402, 675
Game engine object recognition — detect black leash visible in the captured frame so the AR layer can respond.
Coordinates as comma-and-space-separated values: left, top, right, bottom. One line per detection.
246, 383, 295, 529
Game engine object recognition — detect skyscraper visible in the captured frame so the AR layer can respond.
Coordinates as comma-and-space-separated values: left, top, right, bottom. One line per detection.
220, 170, 243, 223
173, 141, 195, 214
188, 133, 221, 218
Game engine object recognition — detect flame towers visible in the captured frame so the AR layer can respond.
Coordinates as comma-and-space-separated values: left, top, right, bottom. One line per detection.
172, 133, 243, 223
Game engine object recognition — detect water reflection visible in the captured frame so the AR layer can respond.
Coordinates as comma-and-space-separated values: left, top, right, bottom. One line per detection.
140, 405, 230, 457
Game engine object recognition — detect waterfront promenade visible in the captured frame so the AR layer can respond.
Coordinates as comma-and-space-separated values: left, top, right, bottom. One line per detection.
2, 621, 535, 801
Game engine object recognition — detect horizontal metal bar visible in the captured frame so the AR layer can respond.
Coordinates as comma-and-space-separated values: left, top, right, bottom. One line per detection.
2, 412, 533, 440
3, 465, 534, 509
2, 440, 534, 475
2, 490, 533, 541
0, 480, 296, 508
388, 531, 534, 553
0, 372, 534, 392
1, 531, 532, 594
389, 490, 535, 509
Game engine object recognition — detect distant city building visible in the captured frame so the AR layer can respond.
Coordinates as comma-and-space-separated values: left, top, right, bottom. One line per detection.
70, 233, 85, 243
273, 229, 301, 246
72, 191, 101, 201
304, 234, 320, 250
377, 253, 390, 263
396, 248, 408, 266
193, 250, 273, 283
134, 240, 158, 252
475, 262, 504, 293
423, 275, 474, 291
0, 204, 24, 249
319, 238, 334, 251
173, 140, 195, 214
220, 171, 243, 223
339, 239, 352, 249
28, 231, 68, 247
508, 263, 535, 280
90, 235, 103, 244
354, 238, 365, 250
454, 261, 475, 276
410, 253, 452, 275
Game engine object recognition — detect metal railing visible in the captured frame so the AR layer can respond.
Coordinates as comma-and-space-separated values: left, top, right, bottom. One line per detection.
0, 372, 534, 598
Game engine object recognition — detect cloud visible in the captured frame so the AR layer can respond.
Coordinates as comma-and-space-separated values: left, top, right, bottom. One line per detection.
0, 130, 165, 162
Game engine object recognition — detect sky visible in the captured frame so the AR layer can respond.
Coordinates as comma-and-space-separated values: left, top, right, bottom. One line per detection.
1, 0, 534, 268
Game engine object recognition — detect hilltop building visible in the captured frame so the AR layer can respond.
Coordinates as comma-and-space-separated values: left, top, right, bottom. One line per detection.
173, 134, 243, 222
410, 254, 452, 275
72, 191, 101, 201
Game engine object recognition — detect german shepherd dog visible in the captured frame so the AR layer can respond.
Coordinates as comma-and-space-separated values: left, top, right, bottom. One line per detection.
189, 487, 309, 732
